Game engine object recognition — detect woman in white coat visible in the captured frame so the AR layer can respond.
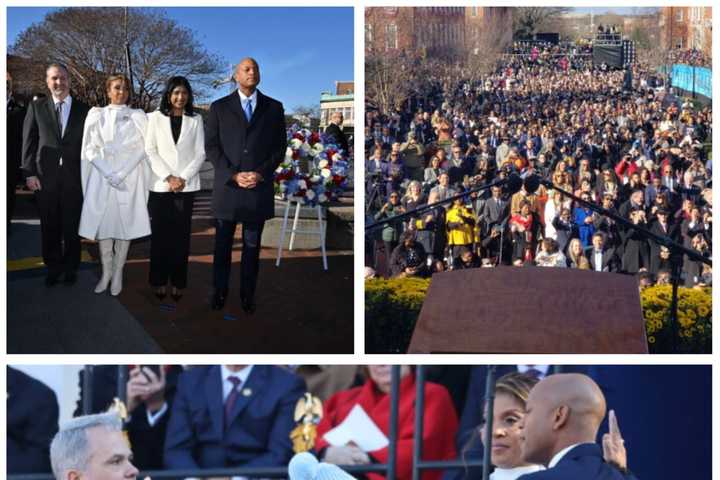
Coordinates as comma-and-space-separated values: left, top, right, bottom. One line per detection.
79, 74, 151, 296
145, 76, 205, 301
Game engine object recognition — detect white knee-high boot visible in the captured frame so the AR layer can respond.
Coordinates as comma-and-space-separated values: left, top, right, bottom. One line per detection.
94, 239, 115, 293
110, 239, 131, 296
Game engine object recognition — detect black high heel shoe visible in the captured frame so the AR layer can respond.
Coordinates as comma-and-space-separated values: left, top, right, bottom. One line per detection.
171, 287, 183, 302
155, 287, 167, 300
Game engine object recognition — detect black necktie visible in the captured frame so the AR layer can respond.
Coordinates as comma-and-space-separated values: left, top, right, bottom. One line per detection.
56, 100, 64, 138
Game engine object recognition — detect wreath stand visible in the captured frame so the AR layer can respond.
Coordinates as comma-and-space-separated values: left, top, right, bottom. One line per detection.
275, 197, 328, 271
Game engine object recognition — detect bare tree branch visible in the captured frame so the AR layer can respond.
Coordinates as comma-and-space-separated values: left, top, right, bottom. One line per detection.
10, 7, 225, 110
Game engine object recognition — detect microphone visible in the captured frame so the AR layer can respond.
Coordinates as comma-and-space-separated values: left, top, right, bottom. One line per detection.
315, 463, 357, 480
289, 452, 319, 480
505, 172, 541, 195
504, 173, 523, 195
289, 452, 357, 480
522, 173, 541, 194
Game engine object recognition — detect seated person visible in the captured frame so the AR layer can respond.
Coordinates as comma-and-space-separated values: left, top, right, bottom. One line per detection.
74, 365, 183, 470
315, 365, 458, 480
453, 246, 480, 270
164, 365, 306, 469
535, 238, 567, 268
390, 230, 428, 278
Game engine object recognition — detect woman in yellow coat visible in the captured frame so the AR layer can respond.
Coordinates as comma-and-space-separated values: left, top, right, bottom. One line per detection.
445, 197, 475, 261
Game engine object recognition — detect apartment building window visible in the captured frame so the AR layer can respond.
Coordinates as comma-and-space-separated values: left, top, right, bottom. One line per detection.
471, 7, 478, 17
365, 24, 373, 44
675, 9, 683, 22
386, 23, 398, 50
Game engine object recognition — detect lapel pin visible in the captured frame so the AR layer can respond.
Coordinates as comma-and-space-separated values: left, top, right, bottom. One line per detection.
242, 388, 252, 397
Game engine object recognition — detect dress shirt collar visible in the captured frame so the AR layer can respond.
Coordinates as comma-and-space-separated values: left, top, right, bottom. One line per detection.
220, 365, 253, 400
238, 89, 258, 105
548, 443, 583, 468
52, 94, 72, 108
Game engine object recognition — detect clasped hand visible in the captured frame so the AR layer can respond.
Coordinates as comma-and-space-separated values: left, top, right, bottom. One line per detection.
234, 171, 263, 189
167, 175, 186, 192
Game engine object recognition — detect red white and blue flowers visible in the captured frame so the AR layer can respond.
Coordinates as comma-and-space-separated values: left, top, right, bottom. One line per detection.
274, 125, 350, 206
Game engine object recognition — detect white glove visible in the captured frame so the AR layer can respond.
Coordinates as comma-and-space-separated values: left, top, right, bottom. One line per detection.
323, 445, 370, 465
108, 171, 124, 188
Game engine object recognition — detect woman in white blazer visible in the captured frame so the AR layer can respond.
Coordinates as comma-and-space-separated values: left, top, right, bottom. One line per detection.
80, 74, 151, 296
145, 76, 205, 301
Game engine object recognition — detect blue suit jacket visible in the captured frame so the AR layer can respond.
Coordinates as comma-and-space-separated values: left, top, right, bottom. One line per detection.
164, 365, 306, 469
518, 444, 638, 480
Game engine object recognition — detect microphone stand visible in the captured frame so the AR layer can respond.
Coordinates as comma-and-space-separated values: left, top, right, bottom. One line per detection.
536, 177, 711, 353
481, 366, 497, 480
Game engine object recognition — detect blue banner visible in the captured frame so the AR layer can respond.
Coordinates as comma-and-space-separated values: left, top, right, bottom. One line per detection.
671, 64, 712, 99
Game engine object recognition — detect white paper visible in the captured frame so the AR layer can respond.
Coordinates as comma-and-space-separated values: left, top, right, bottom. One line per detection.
322, 404, 389, 452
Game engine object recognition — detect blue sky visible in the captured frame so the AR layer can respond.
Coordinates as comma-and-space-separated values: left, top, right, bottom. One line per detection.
7, 7, 354, 112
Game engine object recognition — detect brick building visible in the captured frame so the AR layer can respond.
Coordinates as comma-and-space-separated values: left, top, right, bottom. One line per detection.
465, 7, 514, 54
320, 81, 354, 132
365, 7, 468, 57
659, 6, 712, 56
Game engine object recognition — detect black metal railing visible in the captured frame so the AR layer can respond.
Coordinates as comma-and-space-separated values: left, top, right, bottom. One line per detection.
9, 365, 402, 480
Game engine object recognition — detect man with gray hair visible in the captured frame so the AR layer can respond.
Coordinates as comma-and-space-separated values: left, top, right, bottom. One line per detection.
50, 413, 138, 480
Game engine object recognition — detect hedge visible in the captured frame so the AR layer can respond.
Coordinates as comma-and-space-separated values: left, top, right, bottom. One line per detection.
365, 278, 711, 354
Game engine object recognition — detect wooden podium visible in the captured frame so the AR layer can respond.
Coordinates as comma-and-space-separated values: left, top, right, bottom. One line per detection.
408, 267, 648, 353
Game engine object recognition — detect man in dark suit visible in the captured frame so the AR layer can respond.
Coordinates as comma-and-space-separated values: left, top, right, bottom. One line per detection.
586, 232, 619, 273
8, 366, 59, 474
479, 185, 510, 234
21, 63, 90, 286
205, 58, 287, 313
324, 111, 349, 154
7, 72, 26, 234
518, 374, 637, 480
73, 365, 183, 471
164, 365, 306, 469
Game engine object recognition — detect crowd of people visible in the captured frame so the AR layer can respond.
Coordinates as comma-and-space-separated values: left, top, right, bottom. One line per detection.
9, 365, 711, 480
365, 41, 712, 289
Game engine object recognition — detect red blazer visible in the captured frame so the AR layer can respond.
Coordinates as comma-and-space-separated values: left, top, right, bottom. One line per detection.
315, 374, 458, 480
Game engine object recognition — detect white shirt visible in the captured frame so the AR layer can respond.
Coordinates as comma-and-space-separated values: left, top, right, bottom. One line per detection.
548, 443, 582, 468
237, 89, 258, 118
489, 465, 543, 480
517, 365, 550, 378
594, 250, 603, 271
221, 365, 253, 401
52, 94, 72, 137
53, 94, 72, 166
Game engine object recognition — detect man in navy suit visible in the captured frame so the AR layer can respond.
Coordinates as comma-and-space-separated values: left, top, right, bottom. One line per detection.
164, 365, 306, 469
205, 58, 287, 313
518, 374, 636, 480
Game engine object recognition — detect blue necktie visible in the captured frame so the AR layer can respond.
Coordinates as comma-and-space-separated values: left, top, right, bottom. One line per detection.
244, 98, 253, 121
